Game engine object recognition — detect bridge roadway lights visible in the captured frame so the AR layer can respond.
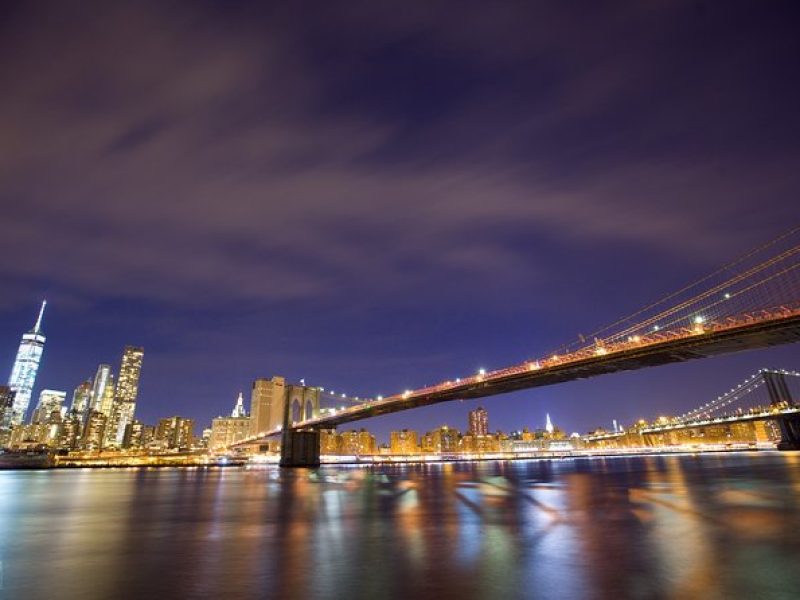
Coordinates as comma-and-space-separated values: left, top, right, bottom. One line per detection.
279, 429, 321, 468
776, 415, 800, 451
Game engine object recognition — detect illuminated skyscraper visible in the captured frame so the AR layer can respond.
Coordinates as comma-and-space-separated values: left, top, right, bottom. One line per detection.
7, 301, 47, 426
70, 380, 93, 423
90, 364, 114, 414
81, 410, 107, 451
31, 389, 66, 424
106, 346, 144, 446
156, 416, 194, 450
468, 406, 489, 436
0, 385, 15, 433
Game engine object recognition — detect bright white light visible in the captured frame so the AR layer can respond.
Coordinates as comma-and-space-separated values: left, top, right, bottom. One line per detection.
341, 393, 346, 398
478, 368, 486, 376
377, 395, 383, 401
694, 315, 705, 324
653, 325, 660, 331
724, 292, 731, 299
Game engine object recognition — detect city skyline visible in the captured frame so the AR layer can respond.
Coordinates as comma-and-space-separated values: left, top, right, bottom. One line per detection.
1, 2, 799, 442
2, 297, 798, 443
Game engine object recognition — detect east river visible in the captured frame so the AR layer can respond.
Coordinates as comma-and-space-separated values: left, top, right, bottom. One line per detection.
2, 453, 800, 599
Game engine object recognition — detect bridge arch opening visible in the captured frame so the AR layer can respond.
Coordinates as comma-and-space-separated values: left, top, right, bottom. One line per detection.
291, 399, 302, 424
305, 399, 314, 420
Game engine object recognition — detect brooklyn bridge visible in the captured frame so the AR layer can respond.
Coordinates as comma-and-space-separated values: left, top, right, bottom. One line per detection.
238, 227, 800, 466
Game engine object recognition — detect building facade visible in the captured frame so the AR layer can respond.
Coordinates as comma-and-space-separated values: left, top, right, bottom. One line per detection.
390, 429, 420, 454
81, 411, 107, 451
70, 380, 93, 423
468, 406, 489, 436
31, 389, 66, 424
210, 394, 251, 451
90, 364, 115, 414
0, 385, 16, 434
210, 416, 251, 451
156, 416, 194, 450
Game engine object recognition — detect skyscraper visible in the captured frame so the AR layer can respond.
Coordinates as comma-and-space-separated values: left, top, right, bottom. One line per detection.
156, 416, 194, 450
0, 385, 15, 433
70, 380, 93, 423
107, 346, 144, 446
90, 364, 114, 414
31, 389, 66, 424
7, 301, 47, 426
468, 406, 489, 436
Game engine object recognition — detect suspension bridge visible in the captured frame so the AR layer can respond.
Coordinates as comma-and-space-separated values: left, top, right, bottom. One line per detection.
238, 226, 800, 465
585, 368, 800, 449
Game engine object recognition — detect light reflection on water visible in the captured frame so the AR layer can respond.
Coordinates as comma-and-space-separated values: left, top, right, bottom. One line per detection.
1, 453, 800, 599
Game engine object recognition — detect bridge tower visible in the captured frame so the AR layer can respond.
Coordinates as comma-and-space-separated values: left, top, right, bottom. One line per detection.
762, 370, 800, 450
279, 384, 321, 468
763, 370, 793, 406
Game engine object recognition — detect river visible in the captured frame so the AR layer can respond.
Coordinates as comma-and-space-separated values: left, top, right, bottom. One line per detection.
2, 452, 800, 599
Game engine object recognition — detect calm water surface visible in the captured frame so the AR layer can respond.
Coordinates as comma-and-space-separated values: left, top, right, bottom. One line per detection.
2, 452, 800, 599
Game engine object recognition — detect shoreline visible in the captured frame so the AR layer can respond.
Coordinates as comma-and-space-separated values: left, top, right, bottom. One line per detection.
1, 445, 787, 471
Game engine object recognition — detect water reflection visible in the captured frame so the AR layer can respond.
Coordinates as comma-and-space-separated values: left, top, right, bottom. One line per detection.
1, 453, 800, 599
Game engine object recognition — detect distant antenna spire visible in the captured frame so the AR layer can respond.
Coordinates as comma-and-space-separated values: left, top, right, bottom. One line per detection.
545, 413, 554, 434
33, 300, 47, 334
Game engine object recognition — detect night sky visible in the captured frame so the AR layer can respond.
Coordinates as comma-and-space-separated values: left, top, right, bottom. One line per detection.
1, 1, 799, 442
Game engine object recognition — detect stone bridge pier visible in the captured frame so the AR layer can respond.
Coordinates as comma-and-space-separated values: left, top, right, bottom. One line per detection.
279, 386, 321, 467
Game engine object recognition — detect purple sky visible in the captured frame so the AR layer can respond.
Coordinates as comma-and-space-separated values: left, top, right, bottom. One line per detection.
1, 1, 799, 441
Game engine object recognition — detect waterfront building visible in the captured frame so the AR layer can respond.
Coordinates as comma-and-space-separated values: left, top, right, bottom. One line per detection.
122, 419, 146, 449
210, 395, 251, 451
31, 389, 66, 424
390, 429, 420, 454
460, 433, 500, 453
70, 380, 93, 423
58, 411, 83, 450
7, 301, 47, 426
0, 385, 15, 435
338, 429, 377, 455
428, 425, 460, 453
320, 429, 338, 454
8, 423, 50, 448
156, 416, 194, 450
209, 417, 250, 451
468, 406, 488, 436
106, 346, 144, 446
82, 410, 107, 451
